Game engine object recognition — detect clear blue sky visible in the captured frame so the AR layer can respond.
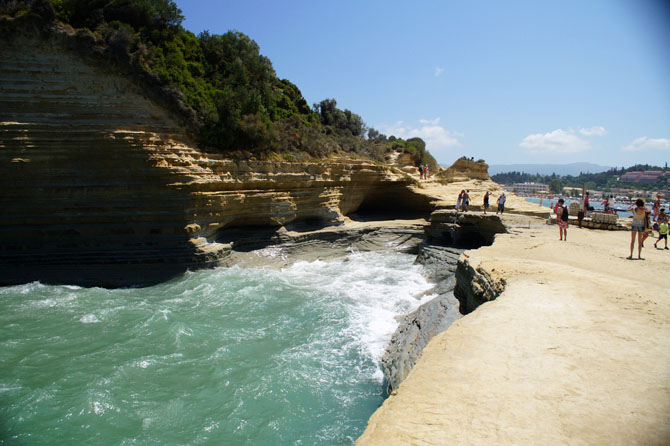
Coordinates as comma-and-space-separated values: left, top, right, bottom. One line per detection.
176, 0, 669, 169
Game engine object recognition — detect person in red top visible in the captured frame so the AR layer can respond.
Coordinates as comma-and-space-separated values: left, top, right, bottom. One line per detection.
602, 196, 611, 213
584, 192, 590, 211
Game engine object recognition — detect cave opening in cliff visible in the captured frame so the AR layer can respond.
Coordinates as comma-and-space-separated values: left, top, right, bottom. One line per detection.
350, 186, 435, 221
214, 225, 284, 252
453, 230, 492, 249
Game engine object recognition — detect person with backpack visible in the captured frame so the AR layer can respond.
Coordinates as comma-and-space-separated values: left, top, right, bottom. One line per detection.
556, 198, 569, 241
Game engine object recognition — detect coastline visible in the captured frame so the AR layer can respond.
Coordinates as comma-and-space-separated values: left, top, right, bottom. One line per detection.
356, 215, 670, 445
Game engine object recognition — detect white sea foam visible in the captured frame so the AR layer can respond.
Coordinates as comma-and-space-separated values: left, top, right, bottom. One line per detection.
80, 314, 100, 324
281, 251, 437, 380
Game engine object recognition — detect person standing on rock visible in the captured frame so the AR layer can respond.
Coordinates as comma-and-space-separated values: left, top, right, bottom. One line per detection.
556, 198, 568, 241
418, 164, 424, 180
627, 199, 649, 260
483, 191, 490, 214
462, 190, 470, 211
496, 193, 506, 214
456, 190, 464, 211
425, 165, 430, 179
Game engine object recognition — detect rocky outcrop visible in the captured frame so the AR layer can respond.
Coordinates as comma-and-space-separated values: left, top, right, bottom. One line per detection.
0, 23, 434, 287
454, 254, 506, 314
381, 291, 461, 392
425, 209, 507, 247
439, 156, 490, 182
216, 221, 429, 269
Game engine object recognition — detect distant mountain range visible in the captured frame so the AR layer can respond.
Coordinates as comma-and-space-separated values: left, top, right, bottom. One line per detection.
487, 162, 612, 177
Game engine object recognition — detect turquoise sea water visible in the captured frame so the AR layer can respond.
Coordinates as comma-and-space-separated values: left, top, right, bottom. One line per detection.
0, 251, 437, 445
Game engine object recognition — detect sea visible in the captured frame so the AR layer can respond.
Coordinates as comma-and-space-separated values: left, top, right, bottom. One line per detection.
524, 197, 633, 219
0, 251, 438, 446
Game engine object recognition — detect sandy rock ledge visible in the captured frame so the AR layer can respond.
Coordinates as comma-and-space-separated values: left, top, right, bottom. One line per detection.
357, 220, 670, 446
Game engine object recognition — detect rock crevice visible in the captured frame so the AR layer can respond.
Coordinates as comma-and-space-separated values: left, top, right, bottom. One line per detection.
381, 211, 508, 391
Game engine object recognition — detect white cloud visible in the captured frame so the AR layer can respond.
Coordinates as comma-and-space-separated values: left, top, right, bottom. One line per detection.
379, 117, 461, 152
434, 67, 444, 77
519, 129, 591, 154
579, 126, 607, 136
622, 137, 670, 152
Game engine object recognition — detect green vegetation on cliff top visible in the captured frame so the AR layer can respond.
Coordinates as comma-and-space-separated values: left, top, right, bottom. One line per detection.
1, 0, 437, 169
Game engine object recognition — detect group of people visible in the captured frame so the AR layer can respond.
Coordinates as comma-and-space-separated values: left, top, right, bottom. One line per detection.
418, 164, 430, 180
628, 197, 668, 260
456, 189, 470, 211
451, 187, 668, 260
455, 190, 506, 215
551, 193, 668, 255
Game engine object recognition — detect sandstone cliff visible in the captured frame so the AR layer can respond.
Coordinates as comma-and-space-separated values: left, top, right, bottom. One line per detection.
0, 21, 433, 286
439, 156, 490, 182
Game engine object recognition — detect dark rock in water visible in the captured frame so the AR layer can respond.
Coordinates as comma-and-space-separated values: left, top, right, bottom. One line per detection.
382, 243, 463, 392
415, 244, 461, 284
382, 290, 461, 392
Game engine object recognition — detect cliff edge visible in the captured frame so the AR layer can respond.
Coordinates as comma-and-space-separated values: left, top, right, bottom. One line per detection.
357, 221, 670, 445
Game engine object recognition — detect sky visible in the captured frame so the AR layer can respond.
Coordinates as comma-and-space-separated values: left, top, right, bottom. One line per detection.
176, 0, 670, 169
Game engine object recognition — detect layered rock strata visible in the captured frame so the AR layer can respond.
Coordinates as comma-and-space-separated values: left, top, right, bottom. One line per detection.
425, 209, 507, 247
0, 24, 433, 287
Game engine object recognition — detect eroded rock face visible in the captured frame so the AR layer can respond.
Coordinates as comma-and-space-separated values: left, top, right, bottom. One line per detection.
425, 209, 507, 247
454, 255, 507, 314
380, 209, 509, 391
382, 291, 461, 392
0, 25, 432, 286
382, 244, 463, 392
440, 156, 490, 182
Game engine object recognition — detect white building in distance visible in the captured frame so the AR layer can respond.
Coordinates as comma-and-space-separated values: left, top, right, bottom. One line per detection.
513, 182, 549, 195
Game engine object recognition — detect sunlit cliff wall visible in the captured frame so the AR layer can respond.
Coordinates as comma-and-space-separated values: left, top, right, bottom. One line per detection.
0, 22, 431, 286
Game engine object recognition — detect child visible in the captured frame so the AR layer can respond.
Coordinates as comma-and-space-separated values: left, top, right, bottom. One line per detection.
654, 220, 668, 250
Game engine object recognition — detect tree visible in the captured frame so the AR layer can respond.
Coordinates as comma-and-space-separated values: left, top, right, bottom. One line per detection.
550, 178, 563, 194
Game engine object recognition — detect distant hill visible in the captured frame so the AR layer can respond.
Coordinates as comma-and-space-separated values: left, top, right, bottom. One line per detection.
488, 162, 611, 176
